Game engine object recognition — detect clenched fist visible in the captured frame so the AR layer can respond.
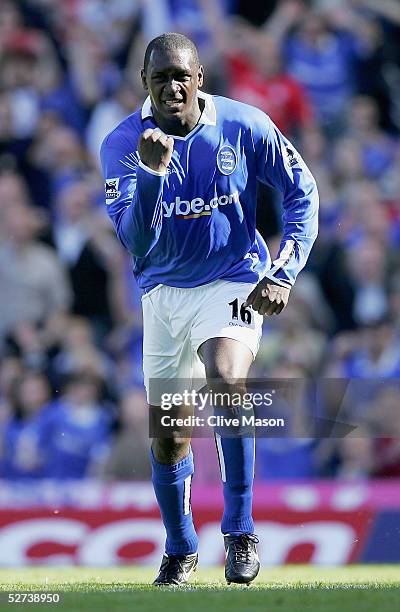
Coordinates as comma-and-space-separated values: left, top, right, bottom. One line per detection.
245, 278, 291, 316
138, 128, 174, 174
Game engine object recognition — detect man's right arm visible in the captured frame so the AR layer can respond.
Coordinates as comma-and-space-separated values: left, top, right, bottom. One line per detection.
100, 130, 172, 259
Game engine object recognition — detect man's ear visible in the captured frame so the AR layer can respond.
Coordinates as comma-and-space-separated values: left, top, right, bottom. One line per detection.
141, 69, 148, 91
197, 65, 204, 88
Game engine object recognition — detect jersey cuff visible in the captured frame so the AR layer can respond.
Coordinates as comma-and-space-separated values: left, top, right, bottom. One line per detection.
138, 160, 167, 176
263, 273, 292, 289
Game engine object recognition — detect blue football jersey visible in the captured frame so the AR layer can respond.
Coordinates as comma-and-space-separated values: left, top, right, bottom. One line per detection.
100, 91, 318, 291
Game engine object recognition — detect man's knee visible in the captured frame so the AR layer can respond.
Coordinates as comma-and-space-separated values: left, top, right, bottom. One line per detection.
205, 360, 247, 396
152, 437, 191, 465
199, 338, 252, 392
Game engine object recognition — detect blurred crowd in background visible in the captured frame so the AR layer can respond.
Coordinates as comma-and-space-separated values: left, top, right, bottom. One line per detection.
0, 0, 400, 484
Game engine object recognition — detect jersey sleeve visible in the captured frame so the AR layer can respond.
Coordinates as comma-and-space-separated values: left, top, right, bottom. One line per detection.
254, 113, 319, 287
100, 131, 167, 259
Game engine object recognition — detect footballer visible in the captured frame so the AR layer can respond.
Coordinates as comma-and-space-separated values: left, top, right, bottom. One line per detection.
101, 32, 318, 586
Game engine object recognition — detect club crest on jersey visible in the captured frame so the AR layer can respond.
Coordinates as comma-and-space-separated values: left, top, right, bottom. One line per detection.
217, 145, 237, 175
105, 178, 121, 204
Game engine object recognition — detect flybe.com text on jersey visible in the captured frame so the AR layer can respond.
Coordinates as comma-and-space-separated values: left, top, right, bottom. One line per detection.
162, 191, 240, 219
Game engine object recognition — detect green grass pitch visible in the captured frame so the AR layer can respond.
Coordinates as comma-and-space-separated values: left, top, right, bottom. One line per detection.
0, 566, 399, 612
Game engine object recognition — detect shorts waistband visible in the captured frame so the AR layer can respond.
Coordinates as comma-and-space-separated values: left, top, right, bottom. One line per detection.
141, 284, 163, 300
141, 279, 256, 300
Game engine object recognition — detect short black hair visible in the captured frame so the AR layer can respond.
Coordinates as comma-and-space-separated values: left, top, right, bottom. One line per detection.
143, 32, 199, 72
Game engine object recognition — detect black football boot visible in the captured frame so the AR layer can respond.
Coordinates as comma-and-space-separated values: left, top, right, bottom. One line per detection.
224, 534, 260, 585
153, 552, 198, 586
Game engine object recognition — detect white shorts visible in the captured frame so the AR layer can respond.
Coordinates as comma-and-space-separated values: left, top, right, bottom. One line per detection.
142, 279, 263, 405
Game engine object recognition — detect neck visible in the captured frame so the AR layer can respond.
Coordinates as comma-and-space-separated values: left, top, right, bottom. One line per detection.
153, 97, 204, 137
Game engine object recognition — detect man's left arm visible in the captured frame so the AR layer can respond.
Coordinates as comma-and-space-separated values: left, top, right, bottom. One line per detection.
246, 114, 319, 315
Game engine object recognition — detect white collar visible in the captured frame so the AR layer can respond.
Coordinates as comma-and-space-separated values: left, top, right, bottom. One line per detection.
141, 90, 216, 126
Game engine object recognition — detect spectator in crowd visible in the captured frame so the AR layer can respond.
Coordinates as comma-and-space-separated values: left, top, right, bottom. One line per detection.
0, 197, 71, 345
0, 171, 32, 212
347, 96, 397, 181
255, 365, 318, 480
43, 372, 114, 479
201, 2, 313, 138
268, 5, 361, 132
319, 383, 400, 479
0, 370, 53, 479
50, 315, 113, 385
370, 384, 400, 478
344, 238, 389, 326
225, 28, 314, 138
86, 82, 143, 163
255, 284, 328, 378
52, 180, 124, 337
100, 387, 151, 481
327, 319, 400, 379
29, 123, 90, 200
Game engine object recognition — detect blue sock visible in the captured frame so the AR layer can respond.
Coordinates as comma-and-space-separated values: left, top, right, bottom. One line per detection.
150, 448, 198, 555
215, 433, 255, 535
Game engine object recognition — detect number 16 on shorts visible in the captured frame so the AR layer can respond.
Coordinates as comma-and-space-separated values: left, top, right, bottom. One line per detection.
229, 298, 252, 324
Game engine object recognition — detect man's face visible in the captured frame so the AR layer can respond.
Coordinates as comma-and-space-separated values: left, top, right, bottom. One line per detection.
141, 48, 203, 124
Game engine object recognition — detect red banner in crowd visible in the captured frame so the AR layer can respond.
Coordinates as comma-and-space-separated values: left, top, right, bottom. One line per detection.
0, 480, 398, 566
